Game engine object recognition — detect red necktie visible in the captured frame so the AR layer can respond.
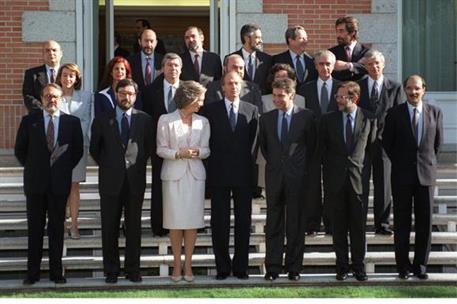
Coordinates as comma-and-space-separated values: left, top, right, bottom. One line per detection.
194, 54, 200, 80
145, 58, 151, 85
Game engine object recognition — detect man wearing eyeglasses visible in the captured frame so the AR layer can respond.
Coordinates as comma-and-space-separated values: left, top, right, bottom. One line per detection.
90, 78, 153, 283
15, 83, 83, 285
319, 81, 376, 281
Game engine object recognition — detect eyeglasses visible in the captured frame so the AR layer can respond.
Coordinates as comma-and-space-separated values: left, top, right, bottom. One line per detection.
118, 91, 136, 97
43, 94, 61, 100
334, 94, 352, 100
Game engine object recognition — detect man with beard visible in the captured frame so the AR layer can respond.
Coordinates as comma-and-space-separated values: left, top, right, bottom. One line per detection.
329, 16, 369, 81
231, 24, 272, 94
15, 83, 83, 285
90, 78, 153, 283
180, 26, 222, 87
319, 81, 376, 281
132, 19, 166, 55
128, 29, 164, 94
272, 26, 317, 91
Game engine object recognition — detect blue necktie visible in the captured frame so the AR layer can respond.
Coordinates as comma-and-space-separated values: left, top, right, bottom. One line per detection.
248, 54, 255, 81
295, 55, 304, 82
281, 112, 288, 145
229, 103, 236, 131
320, 82, 329, 113
345, 114, 353, 153
121, 113, 129, 146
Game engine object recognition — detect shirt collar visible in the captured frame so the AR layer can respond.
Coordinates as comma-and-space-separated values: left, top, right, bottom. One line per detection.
189, 50, 203, 59
345, 40, 357, 52
368, 75, 384, 88
43, 109, 61, 118
288, 49, 302, 59
141, 51, 154, 61
241, 48, 255, 60
164, 79, 179, 89
317, 77, 333, 87
344, 107, 358, 119
280, 104, 294, 116
224, 98, 240, 109
116, 105, 133, 117
407, 101, 423, 114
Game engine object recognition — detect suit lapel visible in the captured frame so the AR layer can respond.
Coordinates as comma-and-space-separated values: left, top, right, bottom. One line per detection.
201, 51, 209, 77
129, 109, 138, 141
419, 104, 429, 148
35, 112, 48, 150
312, 82, 322, 116
353, 108, 363, 146
287, 105, 300, 144
108, 110, 123, 147
336, 112, 346, 151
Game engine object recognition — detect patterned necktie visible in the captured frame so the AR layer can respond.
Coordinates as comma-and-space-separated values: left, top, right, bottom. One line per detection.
345, 46, 352, 62
194, 54, 200, 79
280, 112, 289, 145
47, 115, 54, 151
411, 108, 419, 144
145, 57, 151, 85
248, 54, 255, 81
295, 55, 304, 82
50, 68, 55, 83
320, 82, 329, 113
167, 86, 176, 112
121, 113, 129, 146
229, 103, 236, 131
345, 113, 353, 153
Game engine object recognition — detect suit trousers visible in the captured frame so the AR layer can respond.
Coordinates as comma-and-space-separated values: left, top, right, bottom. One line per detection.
362, 140, 392, 229
306, 161, 332, 232
100, 175, 144, 276
392, 175, 433, 275
25, 193, 67, 280
328, 178, 367, 274
210, 186, 252, 274
264, 176, 306, 273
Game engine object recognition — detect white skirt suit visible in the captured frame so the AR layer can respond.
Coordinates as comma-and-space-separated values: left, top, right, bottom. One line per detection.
156, 110, 211, 229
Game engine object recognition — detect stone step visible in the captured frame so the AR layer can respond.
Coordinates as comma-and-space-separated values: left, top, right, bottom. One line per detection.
1, 232, 456, 252
0, 251, 456, 272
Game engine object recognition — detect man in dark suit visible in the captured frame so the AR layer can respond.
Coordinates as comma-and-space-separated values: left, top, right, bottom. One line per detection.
231, 23, 272, 94
204, 71, 258, 280
260, 78, 316, 281
382, 75, 443, 280
142, 53, 182, 236
128, 29, 164, 94
329, 16, 369, 82
272, 26, 317, 90
15, 83, 83, 285
320, 81, 376, 281
90, 79, 153, 283
298, 50, 340, 235
114, 31, 130, 59
204, 54, 262, 111
22, 40, 63, 113
357, 50, 404, 235
180, 26, 222, 87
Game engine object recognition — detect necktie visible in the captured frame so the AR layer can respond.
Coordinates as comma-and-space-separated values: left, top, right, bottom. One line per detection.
345, 113, 353, 153
248, 54, 255, 81
229, 103, 236, 131
193, 54, 200, 79
295, 55, 304, 82
345, 46, 352, 62
167, 86, 176, 112
121, 113, 129, 146
411, 108, 419, 144
145, 57, 152, 85
280, 112, 288, 145
47, 115, 54, 151
320, 82, 329, 113
50, 68, 55, 83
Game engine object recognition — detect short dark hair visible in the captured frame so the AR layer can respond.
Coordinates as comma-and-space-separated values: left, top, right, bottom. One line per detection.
403, 74, 426, 89
41, 83, 63, 97
240, 23, 260, 44
285, 25, 305, 45
335, 16, 359, 40
136, 18, 151, 29
272, 78, 296, 94
266, 63, 297, 89
337, 81, 361, 104
115, 78, 138, 93
185, 26, 204, 36
174, 81, 206, 109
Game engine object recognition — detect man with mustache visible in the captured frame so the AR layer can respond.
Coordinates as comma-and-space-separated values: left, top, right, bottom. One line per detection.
180, 26, 222, 87
90, 78, 153, 283
231, 24, 272, 94
382, 75, 443, 280
15, 83, 83, 285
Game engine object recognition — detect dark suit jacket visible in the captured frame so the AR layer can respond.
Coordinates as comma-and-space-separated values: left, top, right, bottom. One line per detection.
357, 76, 403, 139
128, 52, 164, 93
22, 65, 48, 113
299, 78, 340, 119
204, 99, 258, 187
15, 111, 83, 195
272, 50, 318, 86
320, 107, 376, 194
180, 50, 222, 87
89, 108, 153, 196
204, 79, 263, 112
259, 106, 316, 183
329, 42, 369, 81
232, 49, 273, 94
382, 103, 443, 186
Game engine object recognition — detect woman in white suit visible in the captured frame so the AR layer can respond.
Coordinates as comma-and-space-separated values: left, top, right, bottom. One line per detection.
56, 63, 93, 239
156, 80, 210, 282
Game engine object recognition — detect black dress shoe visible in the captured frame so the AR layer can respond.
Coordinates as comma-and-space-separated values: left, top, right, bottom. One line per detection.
353, 272, 368, 281
336, 273, 348, 281
126, 274, 142, 282
414, 272, 429, 280
306, 230, 317, 236
215, 273, 229, 280
264, 272, 279, 281
375, 226, 393, 235
51, 276, 67, 284
23, 277, 39, 285
288, 272, 300, 281
398, 272, 410, 279
105, 275, 118, 283
233, 272, 249, 280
